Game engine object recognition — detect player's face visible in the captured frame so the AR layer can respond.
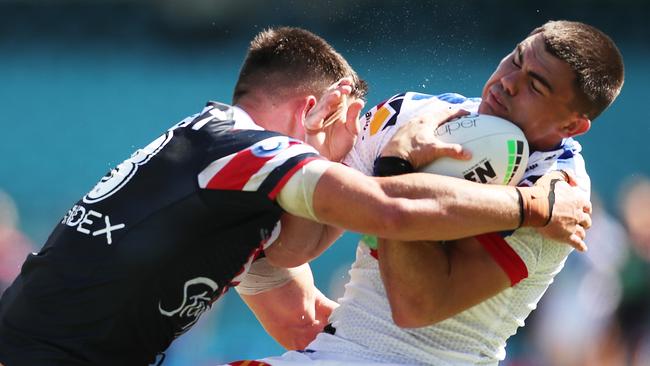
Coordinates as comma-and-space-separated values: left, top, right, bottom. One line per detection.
479, 33, 585, 151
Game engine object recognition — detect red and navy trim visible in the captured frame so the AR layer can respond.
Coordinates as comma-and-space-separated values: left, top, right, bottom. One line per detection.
199, 136, 321, 199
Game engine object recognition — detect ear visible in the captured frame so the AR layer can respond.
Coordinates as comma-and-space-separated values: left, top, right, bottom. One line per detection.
562, 115, 591, 138
294, 95, 318, 127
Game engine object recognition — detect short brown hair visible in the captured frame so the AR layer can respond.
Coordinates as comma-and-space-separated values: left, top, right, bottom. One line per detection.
233, 27, 367, 103
530, 20, 624, 120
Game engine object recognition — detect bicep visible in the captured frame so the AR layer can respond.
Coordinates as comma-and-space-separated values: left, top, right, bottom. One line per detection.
265, 213, 344, 268
378, 239, 450, 327
311, 163, 398, 233
439, 230, 548, 317
415, 233, 541, 323
442, 238, 512, 312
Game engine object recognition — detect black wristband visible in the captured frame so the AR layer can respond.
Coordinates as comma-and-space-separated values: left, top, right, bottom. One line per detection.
373, 156, 415, 177
545, 179, 560, 226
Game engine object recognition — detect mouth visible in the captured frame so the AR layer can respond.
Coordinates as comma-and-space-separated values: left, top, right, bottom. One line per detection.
486, 90, 508, 116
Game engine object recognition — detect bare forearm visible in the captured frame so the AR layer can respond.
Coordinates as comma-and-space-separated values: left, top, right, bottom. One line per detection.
313, 165, 520, 241
378, 173, 522, 239
239, 264, 336, 350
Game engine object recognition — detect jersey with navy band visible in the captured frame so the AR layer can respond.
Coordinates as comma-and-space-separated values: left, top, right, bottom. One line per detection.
305, 92, 591, 365
0, 102, 321, 366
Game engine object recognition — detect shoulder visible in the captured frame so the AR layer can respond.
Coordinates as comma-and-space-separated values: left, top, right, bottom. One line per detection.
556, 139, 590, 195
360, 92, 479, 137
344, 92, 479, 172
522, 138, 591, 196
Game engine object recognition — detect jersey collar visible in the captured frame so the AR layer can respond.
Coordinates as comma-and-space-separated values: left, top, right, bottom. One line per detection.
232, 105, 264, 131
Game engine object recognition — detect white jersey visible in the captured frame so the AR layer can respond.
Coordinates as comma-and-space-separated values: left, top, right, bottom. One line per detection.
306, 92, 591, 365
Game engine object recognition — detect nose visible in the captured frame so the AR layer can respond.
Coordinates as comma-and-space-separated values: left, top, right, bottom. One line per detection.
500, 70, 520, 96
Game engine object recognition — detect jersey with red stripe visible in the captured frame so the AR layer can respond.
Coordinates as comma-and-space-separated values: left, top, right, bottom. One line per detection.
306, 92, 590, 365
0, 102, 321, 366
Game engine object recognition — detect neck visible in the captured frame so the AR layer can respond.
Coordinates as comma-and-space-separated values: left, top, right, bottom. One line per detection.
530, 137, 565, 152
236, 93, 303, 139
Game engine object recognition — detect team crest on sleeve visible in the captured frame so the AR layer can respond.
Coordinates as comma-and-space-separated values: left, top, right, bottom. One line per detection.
250, 136, 290, 157
83, 131, 173, 204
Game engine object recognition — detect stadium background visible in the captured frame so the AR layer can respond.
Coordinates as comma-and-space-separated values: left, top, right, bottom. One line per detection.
1, 0, 648, 364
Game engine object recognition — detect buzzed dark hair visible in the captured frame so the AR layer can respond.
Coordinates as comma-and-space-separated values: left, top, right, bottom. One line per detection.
530, 20, 624, 120
233, 27, 367, 104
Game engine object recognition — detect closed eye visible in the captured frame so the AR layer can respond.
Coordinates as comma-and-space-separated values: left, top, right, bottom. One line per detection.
530, 81, 542, 94
512, 56, 521, 69
512, 45, 523, 68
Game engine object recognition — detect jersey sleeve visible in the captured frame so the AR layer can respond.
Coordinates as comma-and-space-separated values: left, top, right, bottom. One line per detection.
520, 139, 591, 198
475, 230, 533, 286
477, 228, 572, 287
198, 134, 322, 200
557, 150, 591, 197
476, 140, 590, 286
343, 93, 407, 175
343, 92, 479, 174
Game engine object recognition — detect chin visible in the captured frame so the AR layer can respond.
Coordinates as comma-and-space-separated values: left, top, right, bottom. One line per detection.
478, 104, 501, 119
477, 102, 490, 115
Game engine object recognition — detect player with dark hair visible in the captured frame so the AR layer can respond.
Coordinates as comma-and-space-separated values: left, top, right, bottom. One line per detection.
0, 26, 590, 366
527, 20, 624, 121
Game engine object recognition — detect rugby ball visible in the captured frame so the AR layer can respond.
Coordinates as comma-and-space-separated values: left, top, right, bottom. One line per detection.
420, 114, 529, 186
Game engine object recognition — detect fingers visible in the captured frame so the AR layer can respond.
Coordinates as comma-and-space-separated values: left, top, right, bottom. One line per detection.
320, 95, 348, 131
434, 142, 472, 161
322, 86, 366, 132
305, 89, 348, 134
304, 96, 336, 132
311, 77, 360, 130
429, 109, 471, 129
573, 224, 588, 252
567, 215, 589, 252
575, 195, 592, 229
345, 99, 365, 136
304, 109, 327, 133
575, 224, 587, 241
570, 230, 588, 252
426, 109, 472, 160
326, 77, 354, 99
561, 169, 579, 187
446, 109, 471, 121
334, 77, 354, 90
580, 210, 592, 230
